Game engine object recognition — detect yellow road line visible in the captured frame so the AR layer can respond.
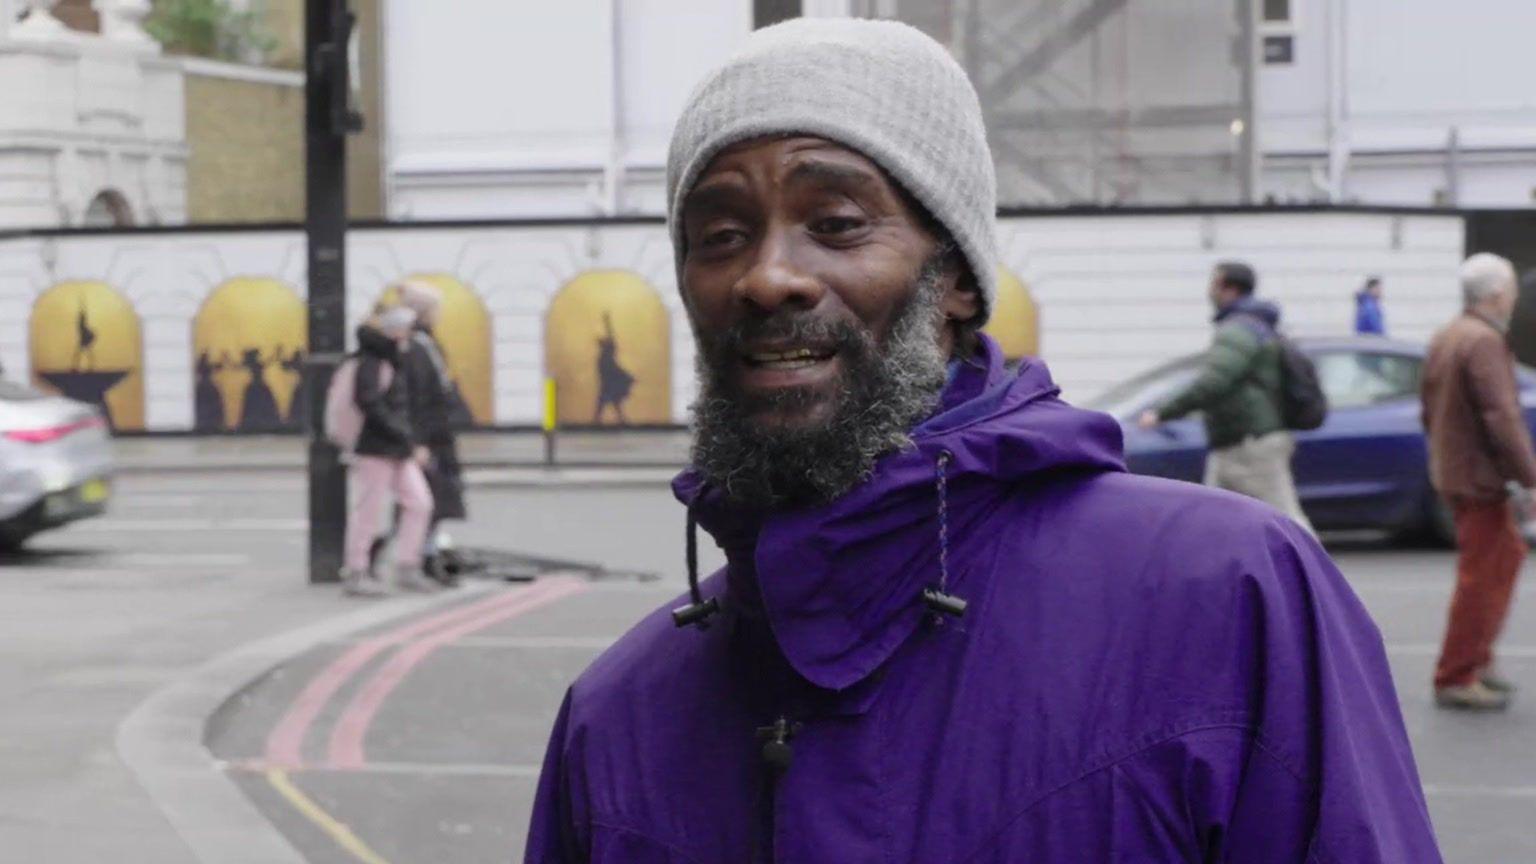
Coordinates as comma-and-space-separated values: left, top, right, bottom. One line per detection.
265, 768, 393, 864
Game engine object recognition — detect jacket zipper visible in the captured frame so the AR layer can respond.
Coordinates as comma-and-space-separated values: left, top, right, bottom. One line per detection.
755, 714, 799, 862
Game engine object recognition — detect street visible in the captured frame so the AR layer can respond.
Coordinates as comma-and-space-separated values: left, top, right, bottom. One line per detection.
2, 465, 1533, 863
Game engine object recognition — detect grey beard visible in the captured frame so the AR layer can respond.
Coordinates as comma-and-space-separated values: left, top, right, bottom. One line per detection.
688, 256, 951, 509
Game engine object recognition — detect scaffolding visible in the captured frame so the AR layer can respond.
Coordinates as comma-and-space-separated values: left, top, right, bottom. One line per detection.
854, 0, 1258, 206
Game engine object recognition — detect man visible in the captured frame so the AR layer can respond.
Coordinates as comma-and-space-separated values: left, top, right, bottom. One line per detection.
527, 19, 1439, 862
1422, 253, 1535, 711
1356, 275, 1387, 335
393, 279, 466, 585
1138, 262, 1313, 532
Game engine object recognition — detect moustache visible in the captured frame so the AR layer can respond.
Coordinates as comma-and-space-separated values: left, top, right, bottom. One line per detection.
704, 312, 872, 365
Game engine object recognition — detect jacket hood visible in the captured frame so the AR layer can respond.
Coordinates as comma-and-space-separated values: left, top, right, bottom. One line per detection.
673, 333, 1125, 690
1216, 296, 1281, 328
356, 323, 399, 359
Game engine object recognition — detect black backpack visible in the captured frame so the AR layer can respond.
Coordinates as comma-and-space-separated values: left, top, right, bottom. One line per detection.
1275, 337, 1328, 430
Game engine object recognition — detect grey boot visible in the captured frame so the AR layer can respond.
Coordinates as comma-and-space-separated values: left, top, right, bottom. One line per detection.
341, 567, 389, 598
394, 563, 442, 593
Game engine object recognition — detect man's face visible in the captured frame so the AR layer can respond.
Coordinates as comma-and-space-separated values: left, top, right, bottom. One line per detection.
1494, 279, 1519, 325
680, 136, 976, 432
1207, 272, 1228, 310
679, 136, 979, 506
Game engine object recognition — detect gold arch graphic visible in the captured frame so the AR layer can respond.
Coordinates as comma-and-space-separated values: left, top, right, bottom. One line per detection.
982, 267, 1040, 361
29, 281, 144, 431
381, 273, 493, 426
545, 270, 671, 426
192, 278, 308, 432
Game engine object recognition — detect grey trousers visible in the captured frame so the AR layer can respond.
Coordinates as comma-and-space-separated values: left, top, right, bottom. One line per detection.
1204, 431, 1316, 534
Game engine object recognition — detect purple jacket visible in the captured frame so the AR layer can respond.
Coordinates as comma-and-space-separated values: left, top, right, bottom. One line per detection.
527, 336, 1441, 862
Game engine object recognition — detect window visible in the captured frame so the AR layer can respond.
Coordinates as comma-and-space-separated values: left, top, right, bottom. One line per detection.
1313, 352, 1421, 409
1086, 361, 1202, 420
1263, 0, 1291, 24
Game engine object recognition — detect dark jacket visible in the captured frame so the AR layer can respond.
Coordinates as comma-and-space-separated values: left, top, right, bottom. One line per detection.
1422, 312, 1536, 501
402, 325, 467, 519
403, 325, 456, 446
1157, 297, 1285, 449
353, 325, 414, 459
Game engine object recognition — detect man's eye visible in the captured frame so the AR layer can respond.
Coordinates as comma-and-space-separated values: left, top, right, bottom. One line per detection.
701, 228, 746, 248
811, 216, 864, 235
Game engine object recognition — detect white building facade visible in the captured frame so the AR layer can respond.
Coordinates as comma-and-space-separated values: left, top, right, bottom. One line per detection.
0, 0, 188, 229
383, 0, 1536, 218
1259, 0, 1536, 207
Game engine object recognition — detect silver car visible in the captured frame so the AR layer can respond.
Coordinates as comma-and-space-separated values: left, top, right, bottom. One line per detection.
0, 379, 113, 549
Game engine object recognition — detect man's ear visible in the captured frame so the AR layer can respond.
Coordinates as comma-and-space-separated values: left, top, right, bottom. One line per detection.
940, 257, 982, 324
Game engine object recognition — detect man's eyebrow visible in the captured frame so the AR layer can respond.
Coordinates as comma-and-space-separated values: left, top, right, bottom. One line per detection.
681, 181, 745, 215
786, 159, 879, 191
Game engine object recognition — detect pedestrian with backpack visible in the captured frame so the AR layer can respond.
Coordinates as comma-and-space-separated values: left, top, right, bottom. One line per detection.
1139, 261, 1322, 533
332, 305, 440, 597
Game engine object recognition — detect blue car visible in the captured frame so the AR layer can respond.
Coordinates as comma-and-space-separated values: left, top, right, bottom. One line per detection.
1085, 336, 1536, 543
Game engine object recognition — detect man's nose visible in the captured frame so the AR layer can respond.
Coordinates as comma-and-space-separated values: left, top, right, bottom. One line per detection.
733, 230, 824, 314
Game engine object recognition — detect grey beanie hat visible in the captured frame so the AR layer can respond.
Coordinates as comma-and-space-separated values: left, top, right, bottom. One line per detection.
666, 17, 999, 324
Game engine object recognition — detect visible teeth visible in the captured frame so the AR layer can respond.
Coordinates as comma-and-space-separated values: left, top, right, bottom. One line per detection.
747, 348, 827, 363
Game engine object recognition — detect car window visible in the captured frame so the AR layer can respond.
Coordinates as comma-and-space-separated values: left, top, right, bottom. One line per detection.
1085, 361, 1202, 419
1313, 351, 1421, 409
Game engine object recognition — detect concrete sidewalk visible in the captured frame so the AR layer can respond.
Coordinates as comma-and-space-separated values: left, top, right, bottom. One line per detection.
0, 552, 448, 862
111, 429, 691, 473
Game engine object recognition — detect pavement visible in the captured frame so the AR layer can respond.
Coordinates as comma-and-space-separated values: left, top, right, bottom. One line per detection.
110, 430, 692, 473
2, 438, 1534, 863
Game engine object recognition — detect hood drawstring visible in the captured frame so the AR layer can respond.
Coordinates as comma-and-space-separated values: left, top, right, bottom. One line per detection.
672, 495, 721, 628
922, 450, 968, 622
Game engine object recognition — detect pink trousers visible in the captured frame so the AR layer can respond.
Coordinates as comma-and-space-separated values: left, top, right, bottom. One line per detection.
344, 455, 433, 572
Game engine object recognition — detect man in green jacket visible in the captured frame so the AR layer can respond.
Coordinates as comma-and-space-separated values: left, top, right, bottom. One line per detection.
1139, 262, 1313, 532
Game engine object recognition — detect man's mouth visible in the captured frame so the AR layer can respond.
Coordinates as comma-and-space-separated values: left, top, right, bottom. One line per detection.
742, 346, 837, 371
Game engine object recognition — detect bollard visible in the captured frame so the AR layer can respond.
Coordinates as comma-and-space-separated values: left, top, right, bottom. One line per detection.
542, 377, 557, 467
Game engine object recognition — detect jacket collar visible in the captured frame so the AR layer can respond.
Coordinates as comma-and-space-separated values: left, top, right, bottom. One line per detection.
674, 335, 1125, 691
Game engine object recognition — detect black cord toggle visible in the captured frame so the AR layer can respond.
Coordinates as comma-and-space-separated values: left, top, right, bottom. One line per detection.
922, 586, 968, 618
674, 500, 720, 629
672, 597, 720, 628
756, 716, 802, 772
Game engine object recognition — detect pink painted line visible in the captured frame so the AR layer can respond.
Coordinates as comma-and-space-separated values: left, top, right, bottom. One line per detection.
326, 577, 586, 770
263, 586, 565, 768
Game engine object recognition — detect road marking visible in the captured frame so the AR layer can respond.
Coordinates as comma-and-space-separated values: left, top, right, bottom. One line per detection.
265, 768, 393, 864
229, 760, 542, 778
326, 578, 586, 770
326, 634, 619, 650
1386, 644, 1536, 658
1422, 784, 1536, 799
1349, 582, 1452, 595
265, 586, 564, 768
74, 517, 307, 532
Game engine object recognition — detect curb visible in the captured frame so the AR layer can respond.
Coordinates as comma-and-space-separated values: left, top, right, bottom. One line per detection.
115, 584, 499, 864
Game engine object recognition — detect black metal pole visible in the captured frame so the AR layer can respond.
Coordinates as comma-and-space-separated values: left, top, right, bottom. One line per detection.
305, 0, 359, 583
753, 0, 800, 29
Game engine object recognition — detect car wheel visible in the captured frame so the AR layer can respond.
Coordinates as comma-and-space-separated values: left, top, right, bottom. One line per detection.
1423, 494, 1457, 548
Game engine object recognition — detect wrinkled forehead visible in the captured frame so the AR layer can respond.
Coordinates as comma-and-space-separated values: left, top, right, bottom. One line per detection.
684, 134, 936, 231
690, 135, 889, 193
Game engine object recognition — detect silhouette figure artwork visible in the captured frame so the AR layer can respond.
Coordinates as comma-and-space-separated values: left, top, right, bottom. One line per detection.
194, 350, 228, 431
74, 301, 97, 370
236, 348, 284, 432
593, 311, 635, 425
279, 346, 310, 429
35, 293, 130, 429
